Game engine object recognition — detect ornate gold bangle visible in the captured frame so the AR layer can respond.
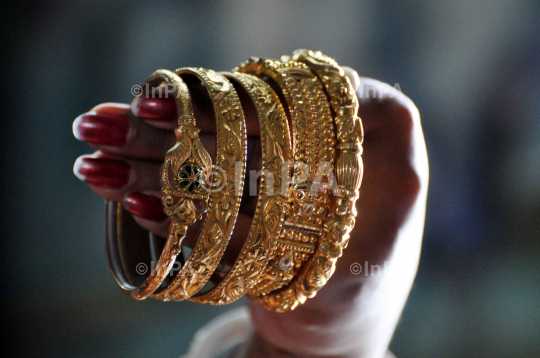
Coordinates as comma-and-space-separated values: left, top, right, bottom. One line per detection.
235, 58, 336, 297
105, 69, 211, 300
252, 50, 363, 311
152, 67, 247, 301
189, 72, 292, 305
102, 50, 361, 312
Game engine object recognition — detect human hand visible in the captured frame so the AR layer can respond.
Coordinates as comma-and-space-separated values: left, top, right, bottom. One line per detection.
73, 68, 428, 358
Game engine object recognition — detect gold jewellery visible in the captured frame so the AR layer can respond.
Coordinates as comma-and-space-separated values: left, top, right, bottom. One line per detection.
190, 72, 292, 305
152, 67, 247, 301
107, 69, 212, 300
105, 50, 363, 312
235, 58, 336, 299
251, 50, 363, 311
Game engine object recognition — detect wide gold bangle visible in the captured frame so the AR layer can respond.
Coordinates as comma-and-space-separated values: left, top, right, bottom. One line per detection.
235, 58, 336, 297
189, 71, 292, 305
152, 67, 247, 301
252, 50, 364, 311
105, 69, 212, 300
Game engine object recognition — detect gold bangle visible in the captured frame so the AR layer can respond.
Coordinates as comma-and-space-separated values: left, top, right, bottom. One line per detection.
152, 67, 247, 301
235, 58, 336, 297
252, 50, 364, 311
189, 71, 292, 305
105, 69, 211, 300
103, 51, 361, 311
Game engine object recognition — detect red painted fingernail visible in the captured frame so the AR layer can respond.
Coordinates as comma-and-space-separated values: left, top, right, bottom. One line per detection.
92, 103, 131, 117
131, 94, 177, 121
73, 113, 130, 146
74, 156, 131, 189
124, 193, 167, 222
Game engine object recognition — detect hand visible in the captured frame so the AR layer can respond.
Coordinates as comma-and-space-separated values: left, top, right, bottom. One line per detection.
73, 69, 428, 358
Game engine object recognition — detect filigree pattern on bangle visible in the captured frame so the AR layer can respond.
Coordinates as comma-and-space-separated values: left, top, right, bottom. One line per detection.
189, 72, 292, 305
114, 69, 211, 300
252, 50, 363, 311
152, 67, 247, 301
235, 58, 336, 297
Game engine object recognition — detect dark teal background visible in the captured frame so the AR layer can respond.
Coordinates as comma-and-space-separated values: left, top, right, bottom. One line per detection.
1, 1, 539, 357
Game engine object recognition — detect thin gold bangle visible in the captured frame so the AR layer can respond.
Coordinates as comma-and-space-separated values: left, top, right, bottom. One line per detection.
253, 50, 364, 311
152, 67, 247, 301
189, 71, 293, 305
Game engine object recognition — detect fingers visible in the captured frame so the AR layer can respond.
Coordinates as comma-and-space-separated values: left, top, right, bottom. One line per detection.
130, 95, 178, 130
73, 151, 183, 243
131, 80, 263, 136
124, 192, 207, 250
74, 71, 362, 162
355, 77, 420, 136
73, 103, 177, 161
124, 192, 169, 223
73, 103, 225, 162
73, 152, 162, 201
124, 194, 182, 241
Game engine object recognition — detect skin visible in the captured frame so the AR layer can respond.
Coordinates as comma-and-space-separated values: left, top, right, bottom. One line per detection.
74, 69, 429, 358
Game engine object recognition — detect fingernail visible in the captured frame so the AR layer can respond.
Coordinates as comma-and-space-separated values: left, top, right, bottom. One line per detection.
124, 193, 167, 222
131, 94, 177, 121
91, 103, 131, 117
73, 113, 130, 146
73, 156, 131, 189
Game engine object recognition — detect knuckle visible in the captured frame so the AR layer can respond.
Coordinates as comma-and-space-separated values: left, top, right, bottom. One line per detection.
358, 77, 427, 196
357, 77, 420, 132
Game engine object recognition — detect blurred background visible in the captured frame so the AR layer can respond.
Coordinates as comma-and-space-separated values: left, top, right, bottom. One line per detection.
2, 1, 539, 357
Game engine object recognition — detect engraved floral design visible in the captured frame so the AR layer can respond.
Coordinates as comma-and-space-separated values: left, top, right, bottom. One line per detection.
214, 179, 236, 210
221, 98, 243, 123
239, 248, 268, 273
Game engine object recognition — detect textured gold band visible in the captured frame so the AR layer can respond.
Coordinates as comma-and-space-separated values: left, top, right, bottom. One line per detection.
189, 71, 292, 305
153, 67, 247, 301
252, 50, 363, 311
109, 69, 209, 300
235, 58, 336, 298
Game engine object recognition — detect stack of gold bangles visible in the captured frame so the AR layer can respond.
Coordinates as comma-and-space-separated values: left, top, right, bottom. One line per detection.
105, 50, 363, 312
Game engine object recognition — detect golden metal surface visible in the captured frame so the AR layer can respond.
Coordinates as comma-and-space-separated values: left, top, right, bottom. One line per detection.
152, 67, 247, 301
189, 72, 292, 305
104, 51, 362, 311
118, 69, 211, 300
235, 58, 336, 298
252, 50, 363, 311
